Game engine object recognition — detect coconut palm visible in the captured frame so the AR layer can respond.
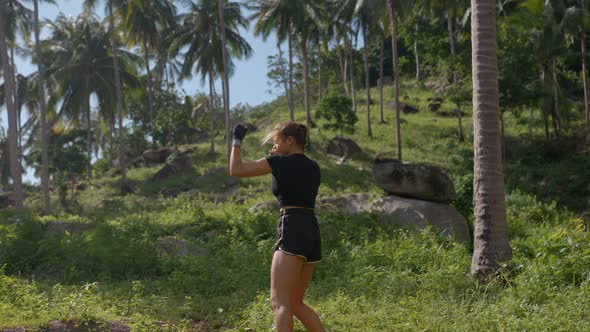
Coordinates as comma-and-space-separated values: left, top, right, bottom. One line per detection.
33, 0, 55, 211
292, 0, 324, 141
470, 0, 512, 280
559, 0, 590, 129
248, 0, 301, 121
0, 4, 24, 208
45, 13, 141, 181
83, 0, 130, 190
169, 0, 251, 156
387, 0, 402, 161
120, 0, 176, 145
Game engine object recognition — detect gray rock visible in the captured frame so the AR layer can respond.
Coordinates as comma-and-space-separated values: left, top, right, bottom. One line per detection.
327, 137, 363, 159
151, 155, 193, 182
243, 122, 258, 132
143, 147, 174, 164
318, 193, 469, 242
372, 158, 455, 203
427, 103, 441, 112
318, 193, 373, 214
401, 103, 419, 114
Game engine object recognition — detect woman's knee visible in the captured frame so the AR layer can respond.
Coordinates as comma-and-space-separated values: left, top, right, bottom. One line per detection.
271, 294, 292, 313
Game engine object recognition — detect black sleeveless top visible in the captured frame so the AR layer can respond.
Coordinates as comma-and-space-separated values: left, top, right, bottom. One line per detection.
265, 153, 321, 208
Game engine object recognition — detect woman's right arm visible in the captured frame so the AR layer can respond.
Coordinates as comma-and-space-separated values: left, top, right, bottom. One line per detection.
229, 146, 272, 178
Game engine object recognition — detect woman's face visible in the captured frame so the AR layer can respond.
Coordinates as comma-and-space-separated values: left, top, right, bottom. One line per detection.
269, 134, 294, 155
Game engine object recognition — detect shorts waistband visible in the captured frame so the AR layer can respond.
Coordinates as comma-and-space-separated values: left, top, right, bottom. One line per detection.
279, 207, 315, 216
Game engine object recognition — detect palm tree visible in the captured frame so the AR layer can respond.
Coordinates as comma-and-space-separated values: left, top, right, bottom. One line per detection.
292, 0, 323, 141
120, 0, 176, 146
248, 0, 301, 121
339, 0, 382, 138
83, 0, 131, 191
470, 0, 512, 280
170, 0, 251, 156
387, 0, 402, 161
559, 0, 590, 129
45, 13, 140, 182
0, 4, 24, 209
33, 0, 54, 211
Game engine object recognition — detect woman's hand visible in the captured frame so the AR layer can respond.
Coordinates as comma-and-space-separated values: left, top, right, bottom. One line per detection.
269, 144, 278, 155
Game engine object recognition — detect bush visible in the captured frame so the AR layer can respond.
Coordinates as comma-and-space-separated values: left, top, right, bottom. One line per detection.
315, 95, 358, 136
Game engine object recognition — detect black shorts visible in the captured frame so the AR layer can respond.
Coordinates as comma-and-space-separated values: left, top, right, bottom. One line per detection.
275, 208, 321, 264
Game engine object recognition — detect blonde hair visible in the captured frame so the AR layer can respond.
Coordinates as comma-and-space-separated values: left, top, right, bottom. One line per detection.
262, 121, 308, 149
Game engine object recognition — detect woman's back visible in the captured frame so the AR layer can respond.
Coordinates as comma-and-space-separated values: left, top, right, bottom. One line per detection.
266, 153, 321, 208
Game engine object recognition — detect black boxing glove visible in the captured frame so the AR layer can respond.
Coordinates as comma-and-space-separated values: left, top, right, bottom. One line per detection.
232, 123, 248, 146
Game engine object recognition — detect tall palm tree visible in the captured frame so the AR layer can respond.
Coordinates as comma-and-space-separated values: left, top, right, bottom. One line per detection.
45, 13, 140, 182
83, 0, 131, 191
170, 0, 251, 156
559, 0, 590, 129
387, 0, 402, 161
0, 4, 23, 208
33, 0, 55, 211
353, 0, 387, 137
470, 0, 512, 280
120, 0, 176, 146
248, 0, 303, 121
292, 0, 323, 141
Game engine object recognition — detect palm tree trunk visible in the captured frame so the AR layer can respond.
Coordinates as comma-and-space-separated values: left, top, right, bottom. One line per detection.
109, 115, 114, 168
447, 2, 457, 84
218, 0, 231, 160
10, 48, 22, 168
551, 57, 561, 140
339, 46, 349, 96
288, 22, 295, 121
388, 0, 402, 162
0, 10, 23, 209
209, 71, 215, 154
542, 64, 550, 139
349, 29, 357, 112
278, 43, 289, 105
301, 38, 312, 143
34, 0, 50, 211
85, 78, 92, 181
362, 19, 372, 138
142, 39, 156, 147
470, 0, 512, 280
317, 40, 322, 105
582, 30, 589, 130
108, 2, 127, 188
379, 37, 385, 123
414, 23, 420, 81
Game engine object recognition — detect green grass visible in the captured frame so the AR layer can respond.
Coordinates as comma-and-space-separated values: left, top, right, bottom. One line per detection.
4, 78, 590, 330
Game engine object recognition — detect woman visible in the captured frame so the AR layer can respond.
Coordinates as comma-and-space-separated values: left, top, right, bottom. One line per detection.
229, 121, 325, 332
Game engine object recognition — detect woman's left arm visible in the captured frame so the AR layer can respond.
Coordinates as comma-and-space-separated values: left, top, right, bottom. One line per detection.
229, 146, 272, 177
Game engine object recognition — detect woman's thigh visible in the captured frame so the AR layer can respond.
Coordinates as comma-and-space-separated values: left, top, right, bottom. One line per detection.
271, 250, 304, 307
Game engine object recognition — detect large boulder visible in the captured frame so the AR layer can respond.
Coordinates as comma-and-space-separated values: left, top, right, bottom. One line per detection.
249, 194, 469, 242
243, 122, 258, 132
327, 137, 363, 159
427, 103, 441, 112
318, 193, 469, 243
372, 158, 455, 203
401, 102, 419, 114
143, 147, 174, 164
151, 155, 194, 182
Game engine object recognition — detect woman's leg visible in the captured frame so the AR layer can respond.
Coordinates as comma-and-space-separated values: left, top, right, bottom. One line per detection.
292, 263, 326, 332
271, 250, 304, 332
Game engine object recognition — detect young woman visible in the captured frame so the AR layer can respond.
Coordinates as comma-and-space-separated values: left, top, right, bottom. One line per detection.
229, 121, 325, 332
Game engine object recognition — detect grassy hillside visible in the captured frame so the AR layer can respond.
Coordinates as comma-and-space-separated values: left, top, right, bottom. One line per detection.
1, 80, 589, 331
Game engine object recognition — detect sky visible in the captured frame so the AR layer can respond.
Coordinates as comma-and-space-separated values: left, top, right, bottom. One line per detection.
2, 0, 281, 184
12, 0, 280, 107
